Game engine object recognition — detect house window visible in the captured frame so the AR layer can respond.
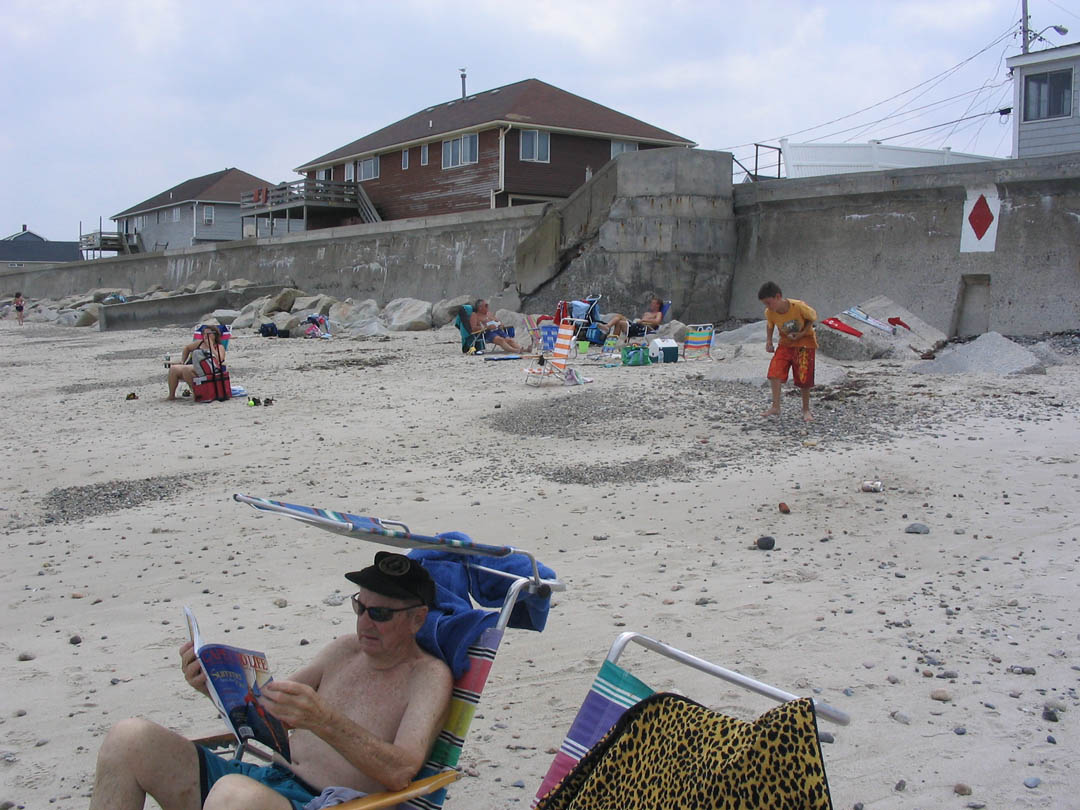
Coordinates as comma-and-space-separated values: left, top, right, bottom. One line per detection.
359, 156, 380, 181
401, 149, 408, 170
420, 143, 429, 166
202, 205, 215, 225
442, 133, 479, 168
520, 130, 550, 162
345, 161, 355, 182
172, 207, 180, 222
1024, 69, 1072, 121
611, 140, 639, 158
317, 167, 333, 181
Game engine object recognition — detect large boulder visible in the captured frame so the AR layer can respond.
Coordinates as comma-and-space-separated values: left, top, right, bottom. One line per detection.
714, 320, 766, 345
341, 318, 390, 337
89, 287, 132, 303
260, 288, 303, 316
383, 298, 433, 332
433, 295, 472, 328
912, 332, 1045, 375
269, 311, 301, 335
226, 278, 257, 290
328, 299, 380, 330
291, 294, 337, 315
207, 308, 240, 325
195, 279, 222, 293
54, 310, 79, 327
74, 303, 103, 327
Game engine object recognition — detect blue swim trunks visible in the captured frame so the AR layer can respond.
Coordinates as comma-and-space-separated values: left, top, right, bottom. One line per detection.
195, 745, 319, 810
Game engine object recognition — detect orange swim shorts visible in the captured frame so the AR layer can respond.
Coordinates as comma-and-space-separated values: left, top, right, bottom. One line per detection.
767, 346, 815, 388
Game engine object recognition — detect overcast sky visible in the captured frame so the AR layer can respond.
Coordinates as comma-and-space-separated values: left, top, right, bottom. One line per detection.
3, 0, 1076, 242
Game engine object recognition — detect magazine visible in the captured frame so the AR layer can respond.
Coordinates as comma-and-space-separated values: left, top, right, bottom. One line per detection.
183, 606, 291, 761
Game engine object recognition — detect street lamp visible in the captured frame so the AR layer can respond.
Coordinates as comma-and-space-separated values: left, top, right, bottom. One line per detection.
1031, 24, 1070, 45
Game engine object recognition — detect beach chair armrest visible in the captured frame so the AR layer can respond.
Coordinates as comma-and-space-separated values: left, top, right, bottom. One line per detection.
331, 770, 462, 810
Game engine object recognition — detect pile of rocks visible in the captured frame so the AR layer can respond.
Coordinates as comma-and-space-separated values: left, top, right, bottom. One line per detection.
4, 281, 695, 344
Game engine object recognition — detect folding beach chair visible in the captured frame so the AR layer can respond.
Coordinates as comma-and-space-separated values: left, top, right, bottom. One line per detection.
524, 314, 546, 354
523, 319, 575, 386
627, 300, 672, 345
453, 305, 485, 354
681, 323, 714, 360
533, 632, 849, 810
211, 495, 564, 810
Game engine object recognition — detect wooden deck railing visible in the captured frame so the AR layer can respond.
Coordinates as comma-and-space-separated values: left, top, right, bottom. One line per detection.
240, 179, 362, 209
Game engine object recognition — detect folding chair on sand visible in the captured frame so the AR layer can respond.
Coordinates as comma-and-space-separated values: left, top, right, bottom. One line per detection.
532, 632, 850, 810
453, 305, 486, 355
199, 494, 564, 810
524, 319, 577, 386
682, 323, 715, 360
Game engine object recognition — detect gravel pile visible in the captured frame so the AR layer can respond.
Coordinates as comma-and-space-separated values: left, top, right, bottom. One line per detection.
1008, 330, 1080, 356
486, 371, 1077, 485
39, 474, 192, 524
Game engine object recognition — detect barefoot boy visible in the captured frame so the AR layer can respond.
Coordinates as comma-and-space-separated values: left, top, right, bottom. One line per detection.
758, 281, 817, 421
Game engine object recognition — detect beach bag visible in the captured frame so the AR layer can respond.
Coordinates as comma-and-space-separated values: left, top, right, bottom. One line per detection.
191, 349, 232, 403
259, 322, 279, 337
621, 345, 651, 367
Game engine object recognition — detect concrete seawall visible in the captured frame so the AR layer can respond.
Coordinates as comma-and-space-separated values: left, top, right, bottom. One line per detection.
731, 152, 1080, 335
3, 205, 548, 311
5, 149, 1079, 336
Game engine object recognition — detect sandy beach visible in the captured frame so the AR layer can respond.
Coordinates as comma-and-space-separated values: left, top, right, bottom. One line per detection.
1, 317, 1078, 810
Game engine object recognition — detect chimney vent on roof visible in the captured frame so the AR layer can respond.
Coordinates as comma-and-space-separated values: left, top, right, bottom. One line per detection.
459, 67, 467, 99
22, 224, 27, 232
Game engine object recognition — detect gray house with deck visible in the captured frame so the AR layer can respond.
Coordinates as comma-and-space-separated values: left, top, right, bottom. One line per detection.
111, 168, 274, 252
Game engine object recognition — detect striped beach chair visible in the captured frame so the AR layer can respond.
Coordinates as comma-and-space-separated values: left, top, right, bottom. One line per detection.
225, 495, 564, 810
682, 323, 715, 360
531, 659, 654, 806
532, 633, 850, 809
523, 319, 575, 386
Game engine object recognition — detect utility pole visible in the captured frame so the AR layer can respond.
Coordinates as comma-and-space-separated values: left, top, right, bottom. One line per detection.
1021, 0, 1029, 53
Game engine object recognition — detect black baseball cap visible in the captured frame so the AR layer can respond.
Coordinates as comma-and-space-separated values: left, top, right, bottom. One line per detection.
345, 552, 435, 607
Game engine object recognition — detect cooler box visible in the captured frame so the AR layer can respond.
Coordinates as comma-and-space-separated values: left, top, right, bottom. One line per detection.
540, 324, 559, 352
649, 338, 679, 363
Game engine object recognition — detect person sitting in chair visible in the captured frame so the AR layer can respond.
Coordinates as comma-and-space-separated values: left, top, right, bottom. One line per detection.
167, 326, 226, 401
601, 297, 665, 341
88, 552, 453, 810
470, 299, 525, 353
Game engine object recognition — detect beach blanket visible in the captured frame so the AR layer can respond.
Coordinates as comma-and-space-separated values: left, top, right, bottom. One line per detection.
534, 694, 832, 810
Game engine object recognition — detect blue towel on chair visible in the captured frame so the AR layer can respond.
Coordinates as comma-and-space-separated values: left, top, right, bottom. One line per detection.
408, 541, 556, 679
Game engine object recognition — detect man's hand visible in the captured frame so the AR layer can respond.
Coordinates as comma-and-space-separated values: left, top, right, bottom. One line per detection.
259, 679, 330, 732
180, 641, 209, 697
765, 341, 775, 354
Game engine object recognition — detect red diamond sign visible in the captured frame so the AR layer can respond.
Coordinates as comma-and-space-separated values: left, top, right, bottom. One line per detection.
968, 194, 994, 240
961, 187, 1000, 253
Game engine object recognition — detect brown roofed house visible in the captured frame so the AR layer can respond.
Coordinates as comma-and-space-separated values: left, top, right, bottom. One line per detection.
111, 167, 274, 252
291, 78, 695, 223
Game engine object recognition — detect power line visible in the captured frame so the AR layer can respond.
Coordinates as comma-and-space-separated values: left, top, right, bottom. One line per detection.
719, 20, 1021, 152
875, 106, 1012, 143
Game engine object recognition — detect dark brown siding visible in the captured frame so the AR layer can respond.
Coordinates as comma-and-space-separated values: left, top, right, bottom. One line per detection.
313, 130, 671, 221
503, 130, 610, 199
323, 129, 499, 221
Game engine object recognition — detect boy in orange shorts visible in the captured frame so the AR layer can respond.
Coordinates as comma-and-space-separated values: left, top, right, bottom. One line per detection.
758, 281, 817, 422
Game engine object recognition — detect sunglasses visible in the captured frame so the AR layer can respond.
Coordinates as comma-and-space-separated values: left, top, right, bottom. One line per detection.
350, 593, 422, 622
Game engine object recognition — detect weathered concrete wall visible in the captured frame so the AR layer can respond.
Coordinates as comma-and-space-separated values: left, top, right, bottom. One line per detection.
2, 205, 547, 311
517, 148, 736, 323
98, 286, 284, 330
731, 153, 1080, 335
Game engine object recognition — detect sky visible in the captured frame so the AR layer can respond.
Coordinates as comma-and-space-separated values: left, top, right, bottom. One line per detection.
3, 0, 1077, 243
